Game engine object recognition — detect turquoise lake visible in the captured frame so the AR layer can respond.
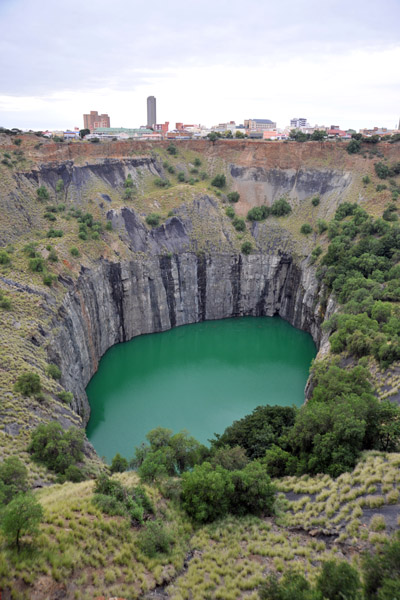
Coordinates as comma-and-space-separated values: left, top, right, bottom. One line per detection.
86, 317, 316, 462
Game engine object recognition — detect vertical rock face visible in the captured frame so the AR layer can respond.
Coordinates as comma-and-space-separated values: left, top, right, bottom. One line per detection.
51, 251, 325, 422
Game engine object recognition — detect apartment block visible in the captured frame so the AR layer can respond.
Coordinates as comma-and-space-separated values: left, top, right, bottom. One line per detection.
83, 111, 110, 132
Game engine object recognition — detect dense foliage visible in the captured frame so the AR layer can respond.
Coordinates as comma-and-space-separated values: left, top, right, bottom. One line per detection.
93, 473, 153, 525
28, 422, 85, 478
316, 202, 400, 367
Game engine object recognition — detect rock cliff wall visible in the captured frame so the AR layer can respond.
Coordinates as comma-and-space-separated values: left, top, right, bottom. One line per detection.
50, 245, 326, 423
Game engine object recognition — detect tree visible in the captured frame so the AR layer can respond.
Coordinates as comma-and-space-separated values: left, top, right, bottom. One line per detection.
300, 223, 313, 235
230, 461, 275, 516
110, 453, 129, 473
347, 139, 361, 154
146, 213, 161, 227
1, 493, 43, 551
79, 128, 90, 139
207, 132, 218, 142
0, 456, 28, 503
14, 372, 41, 396
28, 421, 84, 474
311, 129, 327, 141
362, 532, 400, 600
36, 186, 49, 201
227, 191, 240, 202
270, 198, 292, 217
167, 144, 177, 155
181, 462, 234, 523
241, 241, 253, 255
316, 560, 360, 600
211, 174, 226, 188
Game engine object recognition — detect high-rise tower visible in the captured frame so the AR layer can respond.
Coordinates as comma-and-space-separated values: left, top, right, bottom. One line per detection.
147, 96, 157, 128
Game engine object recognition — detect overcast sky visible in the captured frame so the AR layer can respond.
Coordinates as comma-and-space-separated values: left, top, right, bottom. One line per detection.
0, 0, 399, 131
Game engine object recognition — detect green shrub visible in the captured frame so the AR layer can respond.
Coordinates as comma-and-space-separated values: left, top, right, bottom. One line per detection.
300, 223, 313, 235
247, 205, 270, 221
154, 177, 169, 187
233, 217, 246, 231
0, 292, 11, 310
44, 212, 57, 221
317, 219, 328, 234
181, 462, 234, 522
78, 231, 88, 240
146, 213, 161, 227
37, 186, 49, 201
211, 174, 226, 188
28, 422, 84, 474
64, 465, 86, 482
23, 242, 38, 257
347, 139, 361, 154
376, 184, 387, 192
46, 228, 63, 238
124, 174, 134, 188
1, 493, 43, 552
316, 560, 361, 600
14, 372, 41, 397
167, 144, 177, 155
46, 364, 61, 380
29, 257, 44, 272
106, 220, 113, 231
241, 241, 253, 255
110, 453, 129, 473
311, 196, 320, 206
0, 457, 28, 504
70, 247, 80, 257
47, 248, 58, 262
194, 157, 201, 167
227, 191, 240, 202
270, 198, 292, 217
138, 520, 172, 557
0, 250, 11, 265
225, 206, 235, 219
42, 272, 56, 286
58, 391, 73, 404
363, 175, 371, 185
55, 179, 64, 194
177, 171, 185, 182
167, 165, 175, 174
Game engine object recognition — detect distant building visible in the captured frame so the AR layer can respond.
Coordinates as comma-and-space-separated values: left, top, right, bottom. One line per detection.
92, 127, 156, 139
153, 122, 169, 136
147, 96, 157, 128
290, 118, 307, 128
244, 119, 276, 132
83, 111, 110, 132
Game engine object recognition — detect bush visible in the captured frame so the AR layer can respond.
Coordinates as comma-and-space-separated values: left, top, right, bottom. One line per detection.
0, 292, 11, 310
110, 453, 129, 473
167, 144, 177, 155
316, 560, 361, 600
247, 205, 270, 221
181, 462, 234, 522
311, 196, 320, 206
241, 241, 253, 255
47, 248, 58, 262
270, 198, 292, 217
225, 206, 235, 218
46, 228, 63, 238
194, 157, 201, 167
42, 272, 56, 286
146, 213, 161, 227
70, 246, 80, 257
347, 139, 361, 154
177, 171, 185, 182
64, 465, 86, 482
106, 220, 113, 231
1, 493, 43, 552
211, 174, 226, 188
0, 457, 28, 504
227, 191, 240, 202
46, 363, 61, 380
233, 217, 246, 231
58, 391, 73, 404
14, 372, 41, 397
37, 186, 49, 201
300, 223, 313, 235
154, 177, 169, 187
317, 219, 328, 234
29, 257, 44, 272
0, 250, 11, 265
138, 520, 172, 557
28, 422, 84, 474
55, 179, 64, 194
363, 175, 371, 185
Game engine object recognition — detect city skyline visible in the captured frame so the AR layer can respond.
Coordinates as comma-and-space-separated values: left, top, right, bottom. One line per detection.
0, 0, 399, 131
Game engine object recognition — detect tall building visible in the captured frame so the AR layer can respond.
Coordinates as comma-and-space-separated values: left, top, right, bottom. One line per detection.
290, 118, 307, 128
147, 96, 157, 128
83, 111, 110, 132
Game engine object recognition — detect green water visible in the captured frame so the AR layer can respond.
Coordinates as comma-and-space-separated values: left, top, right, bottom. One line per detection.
86, 317, 316, 461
